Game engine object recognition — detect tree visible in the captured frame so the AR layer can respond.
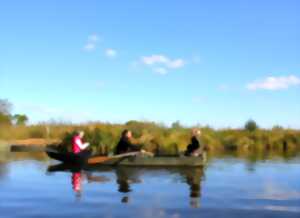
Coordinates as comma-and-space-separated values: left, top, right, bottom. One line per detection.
0, 99, 12, 126
272, 125, 283, 130
244, 119, 258, 132
13, 114, 29, 125
0, 99, 12, 115
171, 121, 182, 129
0, 113, 11, 126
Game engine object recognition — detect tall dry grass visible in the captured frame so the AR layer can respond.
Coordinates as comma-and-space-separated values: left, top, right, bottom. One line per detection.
1, 121, 299, 155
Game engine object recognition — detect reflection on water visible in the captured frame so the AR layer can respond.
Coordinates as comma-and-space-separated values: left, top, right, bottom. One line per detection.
114, 167, 204, 207
0, 163, 7, 181
181, 168, 203, 208
0, 151, 300, 218
115, 167, 142, 203
47, 163, 205, 207
71, 171, 110, 199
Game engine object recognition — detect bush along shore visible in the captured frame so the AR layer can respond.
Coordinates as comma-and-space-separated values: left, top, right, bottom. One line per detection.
1, 120, 300, 157
1, 99, 299, 156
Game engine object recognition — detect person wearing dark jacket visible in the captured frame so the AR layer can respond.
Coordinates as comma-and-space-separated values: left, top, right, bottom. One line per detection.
115, 130, 141, 154
185, 129, 202, 156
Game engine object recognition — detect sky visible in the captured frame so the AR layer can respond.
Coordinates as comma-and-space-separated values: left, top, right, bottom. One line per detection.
0, 0, 300, 128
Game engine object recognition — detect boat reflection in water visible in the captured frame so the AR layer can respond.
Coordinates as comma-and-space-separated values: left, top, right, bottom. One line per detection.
115, 167, 143, 203
180, 167, 204, 208
47, 164, 110, 199
72, 171, 111, 198
47, 164, 205, 206
114, 166, 205, 207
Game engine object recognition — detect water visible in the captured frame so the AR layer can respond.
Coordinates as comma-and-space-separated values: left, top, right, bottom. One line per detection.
0, 152, 300, 218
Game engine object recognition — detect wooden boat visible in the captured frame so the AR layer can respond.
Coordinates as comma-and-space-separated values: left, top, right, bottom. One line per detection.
46, 150, 206, 167
46, 150, 88, 165
98, 155, 205, 167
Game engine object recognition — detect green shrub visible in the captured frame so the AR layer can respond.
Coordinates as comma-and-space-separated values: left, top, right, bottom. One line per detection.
0, 119, 299, 155
245, 119, 258, 132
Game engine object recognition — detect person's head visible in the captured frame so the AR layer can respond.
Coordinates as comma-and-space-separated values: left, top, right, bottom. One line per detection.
121, 129, 132, 139
192, 129, 201, 137
77, 131, 85, 138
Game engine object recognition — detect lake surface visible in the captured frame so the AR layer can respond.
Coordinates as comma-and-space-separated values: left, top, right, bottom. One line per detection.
0, 152, 300, 218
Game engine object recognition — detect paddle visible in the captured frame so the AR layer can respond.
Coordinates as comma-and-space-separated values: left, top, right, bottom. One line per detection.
87, 150, 153, 164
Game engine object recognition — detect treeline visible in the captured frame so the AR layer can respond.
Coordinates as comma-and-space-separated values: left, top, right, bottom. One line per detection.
1, 99, 299, 155
0, 99, 28, 126
1, 120, 300, 155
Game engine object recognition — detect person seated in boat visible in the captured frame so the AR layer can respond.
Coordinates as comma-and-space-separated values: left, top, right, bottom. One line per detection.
72, 131, 91, 158
115, 129, 142, 154
184, 129, 202, 156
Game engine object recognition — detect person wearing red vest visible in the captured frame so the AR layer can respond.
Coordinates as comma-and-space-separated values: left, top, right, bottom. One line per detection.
72, 131, 91, 163
72, 131, 89, 153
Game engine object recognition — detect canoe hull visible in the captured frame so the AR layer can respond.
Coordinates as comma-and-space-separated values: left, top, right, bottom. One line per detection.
46, 150, 206, 167
46, 151, 87, 165
100, 156, 205, 167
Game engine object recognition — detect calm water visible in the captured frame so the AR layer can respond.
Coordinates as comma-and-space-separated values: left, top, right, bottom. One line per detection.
0, 152, 300, 218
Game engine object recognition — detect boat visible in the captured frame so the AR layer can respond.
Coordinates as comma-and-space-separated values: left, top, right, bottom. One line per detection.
98, 155, 205, 167
46, 149, 88, 165
46, 149, 206, 167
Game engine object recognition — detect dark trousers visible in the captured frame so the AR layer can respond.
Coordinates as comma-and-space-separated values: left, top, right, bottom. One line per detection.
77, 150, 91, 159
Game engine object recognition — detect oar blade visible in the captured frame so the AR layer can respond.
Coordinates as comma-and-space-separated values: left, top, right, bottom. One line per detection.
87, 151, 142, 165
87, 156, 110, 164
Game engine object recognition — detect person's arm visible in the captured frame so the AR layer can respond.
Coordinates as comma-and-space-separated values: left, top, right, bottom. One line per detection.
75, 138, 90, 150
127, 140, 141, 151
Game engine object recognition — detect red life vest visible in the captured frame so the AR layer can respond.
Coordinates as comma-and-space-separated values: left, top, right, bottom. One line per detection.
72, 135, 82, 154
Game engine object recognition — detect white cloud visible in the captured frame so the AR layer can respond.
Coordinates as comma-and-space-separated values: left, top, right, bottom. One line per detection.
153, 67, 168, 75
83, 42, 96, 51
141, 55, 169, 65
88, 34, 100, 42
139, 54, 185, 74
247, 75, 300, 91
166, 59, 185, 69
105, 48, 117, 58
141, 54, 185, 69
83, 34, 100, 52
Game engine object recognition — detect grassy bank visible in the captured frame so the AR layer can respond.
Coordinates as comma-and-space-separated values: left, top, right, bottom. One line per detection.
0, 140, 10, 152
1, 121, 299, 155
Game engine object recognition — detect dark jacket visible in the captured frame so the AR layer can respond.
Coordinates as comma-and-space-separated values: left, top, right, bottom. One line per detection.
185, 136, 201, 156
115, 138, 140, 155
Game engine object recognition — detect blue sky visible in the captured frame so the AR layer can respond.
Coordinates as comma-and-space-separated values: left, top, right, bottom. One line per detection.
0, 0, 299, 128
